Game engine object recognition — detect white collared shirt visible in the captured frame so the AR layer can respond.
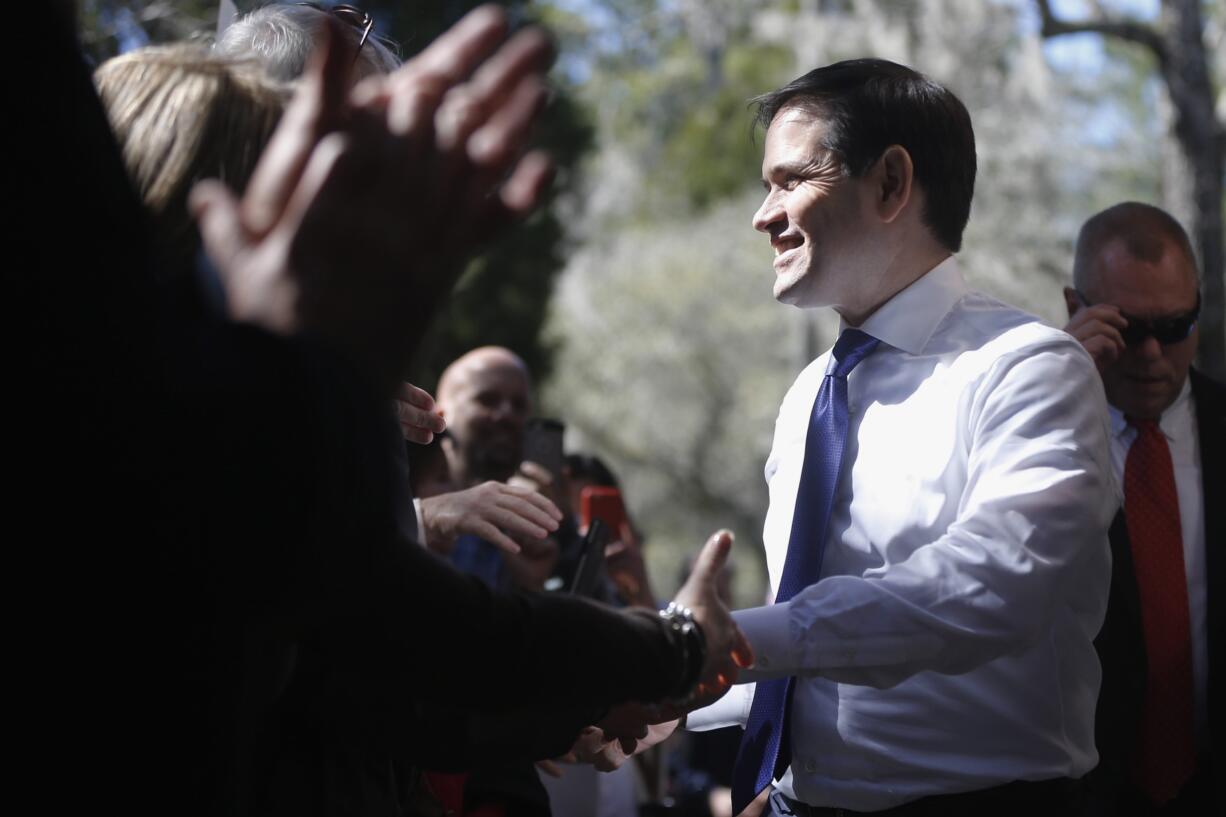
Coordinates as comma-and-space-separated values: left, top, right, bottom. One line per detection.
1107, 380, 1209, 746
688, 257, 1118, 811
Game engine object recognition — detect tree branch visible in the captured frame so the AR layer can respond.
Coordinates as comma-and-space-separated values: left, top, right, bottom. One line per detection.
1034, 0, 1168, 68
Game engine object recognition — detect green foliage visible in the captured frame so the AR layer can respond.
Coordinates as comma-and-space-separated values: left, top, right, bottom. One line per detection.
661, 43, 794, 209
76, 0, 218, 63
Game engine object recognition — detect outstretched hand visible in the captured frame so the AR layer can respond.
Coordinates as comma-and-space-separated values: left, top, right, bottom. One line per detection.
571, 530, 755, 772
674, 530, 755, 711
419, 481, 562, 555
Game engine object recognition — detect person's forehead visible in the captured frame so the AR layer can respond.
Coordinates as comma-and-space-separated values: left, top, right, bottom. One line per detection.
763, 107, 832, 161
1092, 238, 1197, 315
465, 362, 531, 396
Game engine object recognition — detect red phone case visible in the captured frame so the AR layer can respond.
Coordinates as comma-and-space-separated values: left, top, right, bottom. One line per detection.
581, 486, 627, 537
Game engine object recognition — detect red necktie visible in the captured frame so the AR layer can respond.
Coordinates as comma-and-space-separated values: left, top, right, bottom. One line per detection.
1123, 419, 1196, 804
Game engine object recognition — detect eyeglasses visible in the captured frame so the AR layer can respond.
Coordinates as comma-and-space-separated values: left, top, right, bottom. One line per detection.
295, 3, 375, 53
1074, 289, 1200, 346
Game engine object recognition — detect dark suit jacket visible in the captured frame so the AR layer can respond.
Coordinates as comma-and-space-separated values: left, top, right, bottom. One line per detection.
1088, 369, 1224, 814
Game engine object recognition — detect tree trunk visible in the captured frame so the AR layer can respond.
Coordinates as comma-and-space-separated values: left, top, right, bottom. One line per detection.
1161, 0, 1224, 377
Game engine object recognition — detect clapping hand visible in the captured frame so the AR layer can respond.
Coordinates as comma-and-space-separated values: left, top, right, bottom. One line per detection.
192, 5, 555, 394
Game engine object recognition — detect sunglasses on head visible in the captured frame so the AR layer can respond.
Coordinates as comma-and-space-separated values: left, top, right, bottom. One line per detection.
294, 3, 375, 52
1075, 289, 1200, 346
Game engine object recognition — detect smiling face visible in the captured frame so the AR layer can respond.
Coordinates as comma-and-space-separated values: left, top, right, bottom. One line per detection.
437, 349, 534, 485
1090, 238, 1199, 420
752, 106, 877, 311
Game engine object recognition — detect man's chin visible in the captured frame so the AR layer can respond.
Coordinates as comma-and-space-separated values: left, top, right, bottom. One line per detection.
773, 276, 825, 309
773, 275, 804, 305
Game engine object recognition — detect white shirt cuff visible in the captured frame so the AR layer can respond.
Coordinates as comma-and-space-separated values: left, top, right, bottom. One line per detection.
685, 682, 754, 731
413, 498, 426, 546
732, 604, 796, 682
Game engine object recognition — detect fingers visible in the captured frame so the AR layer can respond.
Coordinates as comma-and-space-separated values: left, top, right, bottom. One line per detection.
1065, 305, 1127, 371
516, 461, 554, 489
400, 424, 436, 445
464, 26, 554, 119
432, 29, 549, 159
271, 131, 357, 258
500, 150, 555, 215
731, 626, 756, 670
443, 26, 552, 165
535, 759, 564, 779
242, 18, 357, 237
398, 382, 437, 410
494, 487, 563, 528
1081, 335, 1124, 371
466, 520, 523, 555
396, 383, 447, 443
1068, 303, 1127, 329
484, 507, 549, 544
688, 530, 734, 588
468, 74, 549, 167
509, 484, 564, 522
399, 4, 509, 87
189, 180, 245, 280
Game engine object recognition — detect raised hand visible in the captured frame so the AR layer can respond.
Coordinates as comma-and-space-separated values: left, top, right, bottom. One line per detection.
673, 530, 755, 711
419, 481, 562, 555
1062, 289, 1127, 372
192, 5, 555, 393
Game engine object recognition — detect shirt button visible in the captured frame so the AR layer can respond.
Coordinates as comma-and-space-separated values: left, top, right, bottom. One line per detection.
803, 757, 817, 773
757, 655, 769, 668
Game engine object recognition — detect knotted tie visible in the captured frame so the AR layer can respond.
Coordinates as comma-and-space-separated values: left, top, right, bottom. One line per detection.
1124, 418, 1196, 804
731, 329, 880, 815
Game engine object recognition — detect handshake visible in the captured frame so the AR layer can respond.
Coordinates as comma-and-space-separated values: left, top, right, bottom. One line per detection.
559, 529, 754, 773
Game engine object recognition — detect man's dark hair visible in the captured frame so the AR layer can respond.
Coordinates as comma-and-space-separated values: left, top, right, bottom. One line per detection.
752, 58, 976, 252
1073, 201, 1199, 294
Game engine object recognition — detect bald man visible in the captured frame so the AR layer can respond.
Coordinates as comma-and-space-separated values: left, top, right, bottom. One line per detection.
424, 346, 577, 594
1063, 202, 1223, 815
395, 353, 562, 557
436, 346, 536, 488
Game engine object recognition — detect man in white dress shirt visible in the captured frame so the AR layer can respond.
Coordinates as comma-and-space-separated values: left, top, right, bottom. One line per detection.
596, 59, 1118, 817
1062, 202, 1223, 816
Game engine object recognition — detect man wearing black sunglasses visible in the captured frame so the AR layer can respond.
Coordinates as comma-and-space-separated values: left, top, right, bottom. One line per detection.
1063, 201, 1224, 816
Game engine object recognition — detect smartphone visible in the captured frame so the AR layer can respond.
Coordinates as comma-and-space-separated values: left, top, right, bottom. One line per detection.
580, 486, 627, 537
522, 417, 565, 480
568, 518, 609, 596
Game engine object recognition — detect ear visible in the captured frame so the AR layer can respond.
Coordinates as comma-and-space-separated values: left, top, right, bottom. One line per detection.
1062, 286, 1080, 320
873, 145, 913, 224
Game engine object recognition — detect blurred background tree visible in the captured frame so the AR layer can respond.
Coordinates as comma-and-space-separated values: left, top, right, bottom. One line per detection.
76, 0, 1221, 603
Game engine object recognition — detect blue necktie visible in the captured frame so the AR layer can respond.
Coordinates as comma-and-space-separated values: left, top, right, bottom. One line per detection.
731, 328, 880, 815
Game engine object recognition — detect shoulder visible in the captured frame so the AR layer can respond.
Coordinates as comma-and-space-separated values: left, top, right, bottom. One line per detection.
936, 291, 1098, 385
1190, 368, 1226, 409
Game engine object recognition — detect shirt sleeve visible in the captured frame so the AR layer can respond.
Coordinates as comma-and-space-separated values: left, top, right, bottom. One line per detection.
737, 339, 1118, 689
685, 682, 755, 731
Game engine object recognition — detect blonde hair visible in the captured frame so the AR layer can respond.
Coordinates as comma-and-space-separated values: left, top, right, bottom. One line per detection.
95, 44, 290, 277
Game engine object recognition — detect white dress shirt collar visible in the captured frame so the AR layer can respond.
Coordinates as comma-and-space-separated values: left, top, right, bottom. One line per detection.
841, 254, 965, 356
